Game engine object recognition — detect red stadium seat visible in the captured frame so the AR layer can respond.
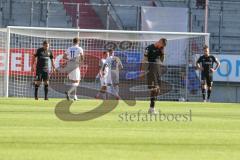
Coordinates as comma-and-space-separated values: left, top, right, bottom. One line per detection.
60, 0, 104, 29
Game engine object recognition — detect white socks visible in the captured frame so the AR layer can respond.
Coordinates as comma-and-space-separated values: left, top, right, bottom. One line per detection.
107, 85, 119, 97
115, 85, 119, 95
68, 83, 79, 95
74, 87, 77, 97
102, 92, 107, 99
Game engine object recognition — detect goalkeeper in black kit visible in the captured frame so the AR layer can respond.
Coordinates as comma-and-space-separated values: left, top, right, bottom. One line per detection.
196, 45, 220, 102
31, 40, 56, 100
142, 38, 167, 115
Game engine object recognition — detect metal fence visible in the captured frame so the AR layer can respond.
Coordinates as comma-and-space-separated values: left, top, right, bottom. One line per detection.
0, 0, 142, 30
0, 0, 240, 53
190, 0, 240, 53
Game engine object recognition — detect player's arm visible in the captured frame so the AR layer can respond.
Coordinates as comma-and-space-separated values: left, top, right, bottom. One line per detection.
214, 58, 221, 70
196, 57, 203, 71
31, 50, 38, 72
80, 48, 84, 63
140, 49, 149, 71
101, 57, 109, 77
160, 50, 165, 63
63, 52, 69, 60
117, 57, 123, 70
98, 60, 103, 77
99, 60, 102, 71
80, 54, 84, 63
50, 51, 56, 71
100, 63, 107, 77
63, 48, 70, 60
77, 52, 84, 64
211, 57, 221, 72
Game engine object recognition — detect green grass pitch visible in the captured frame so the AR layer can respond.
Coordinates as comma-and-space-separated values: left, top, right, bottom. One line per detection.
0, 98, 240, 160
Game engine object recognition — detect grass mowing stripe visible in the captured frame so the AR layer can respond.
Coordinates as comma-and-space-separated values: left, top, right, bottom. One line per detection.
0, 98, 240, 160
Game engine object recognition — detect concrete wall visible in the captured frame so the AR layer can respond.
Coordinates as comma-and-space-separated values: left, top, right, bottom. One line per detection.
192, 1, 240, 53
1, 0, 71, 28
212, 83, 240, 103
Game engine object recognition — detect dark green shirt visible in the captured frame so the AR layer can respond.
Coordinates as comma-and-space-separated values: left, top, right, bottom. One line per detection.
197, 55, 217, 74
144, 44, 164, 63
35, 47, 53, 72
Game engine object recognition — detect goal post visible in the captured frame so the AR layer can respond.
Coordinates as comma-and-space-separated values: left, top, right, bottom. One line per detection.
2, 26, 209, 101
5, 27, 10, 97
0, 28, 8, 97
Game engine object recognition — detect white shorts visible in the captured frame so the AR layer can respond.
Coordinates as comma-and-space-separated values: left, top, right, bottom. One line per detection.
106, 70, 119, 85
100, 77, 106, 86
68, 67, 81, 81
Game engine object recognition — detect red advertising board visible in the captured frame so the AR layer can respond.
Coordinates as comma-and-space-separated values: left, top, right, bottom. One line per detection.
0, 48, 103, 78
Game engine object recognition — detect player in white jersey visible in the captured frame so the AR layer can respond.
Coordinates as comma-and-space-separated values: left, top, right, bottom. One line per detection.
102, 49, 123, 100
63, 37, 84, 100
95, 51, 109, 99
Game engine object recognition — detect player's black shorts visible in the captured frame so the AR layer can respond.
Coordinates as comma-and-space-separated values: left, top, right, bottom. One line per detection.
201, 72, 213, 87
147, 64, 162, 89
147, 72, 161, 89
35, 70, 49, 81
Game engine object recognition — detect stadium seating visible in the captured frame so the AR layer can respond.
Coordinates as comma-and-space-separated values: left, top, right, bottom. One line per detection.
88, 0, 154, 30
155, 0, 189, 7
60, 0, 104, 29
47, 1, 72, 28
1, 0, 71, 27
191, 1, 240, 53
1, 0, 240, 53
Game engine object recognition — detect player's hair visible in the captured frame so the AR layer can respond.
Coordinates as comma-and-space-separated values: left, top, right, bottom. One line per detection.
73, 37, 80, 44
108, 49, 114, 53
103, 51, 108, 55
159, 38, 167, 46
42, 40, 49, 45
203, 45, 209, 49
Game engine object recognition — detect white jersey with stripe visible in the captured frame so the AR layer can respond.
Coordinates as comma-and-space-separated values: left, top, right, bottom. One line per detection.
66, 45, 83, 81
66, 45, 84, 60
105, 56, 123, 71
97, 58, 108, 78
99, 58, 106, 68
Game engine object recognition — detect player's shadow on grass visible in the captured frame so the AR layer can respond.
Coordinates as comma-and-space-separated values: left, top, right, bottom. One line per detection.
53, 80, 137, 121
55, 99, 119, 121
53, 62, 172, 121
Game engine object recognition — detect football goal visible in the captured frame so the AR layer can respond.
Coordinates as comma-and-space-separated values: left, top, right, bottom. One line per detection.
0, 26, 209, 101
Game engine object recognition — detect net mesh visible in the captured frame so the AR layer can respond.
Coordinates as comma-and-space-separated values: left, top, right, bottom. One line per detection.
2, 27, 208, 101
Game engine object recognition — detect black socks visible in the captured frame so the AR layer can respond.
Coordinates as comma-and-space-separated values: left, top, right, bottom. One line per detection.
150, 97, 155, 108
202, 88, 206, 100
35, 84, 39, 98
35, 84, 49, 99
207, 89, 211, 100
44, 84, 48, 99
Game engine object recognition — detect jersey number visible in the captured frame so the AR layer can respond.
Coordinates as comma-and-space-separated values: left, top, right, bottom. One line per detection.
70, 50, 75, 58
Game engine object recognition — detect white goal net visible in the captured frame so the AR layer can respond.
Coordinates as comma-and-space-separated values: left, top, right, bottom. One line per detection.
0, 26, 209, 101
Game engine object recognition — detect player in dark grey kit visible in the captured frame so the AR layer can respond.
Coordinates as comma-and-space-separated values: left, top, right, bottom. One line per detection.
196, 45, 220, 102
142, 38, 167, 114
31, 41, 55, 100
